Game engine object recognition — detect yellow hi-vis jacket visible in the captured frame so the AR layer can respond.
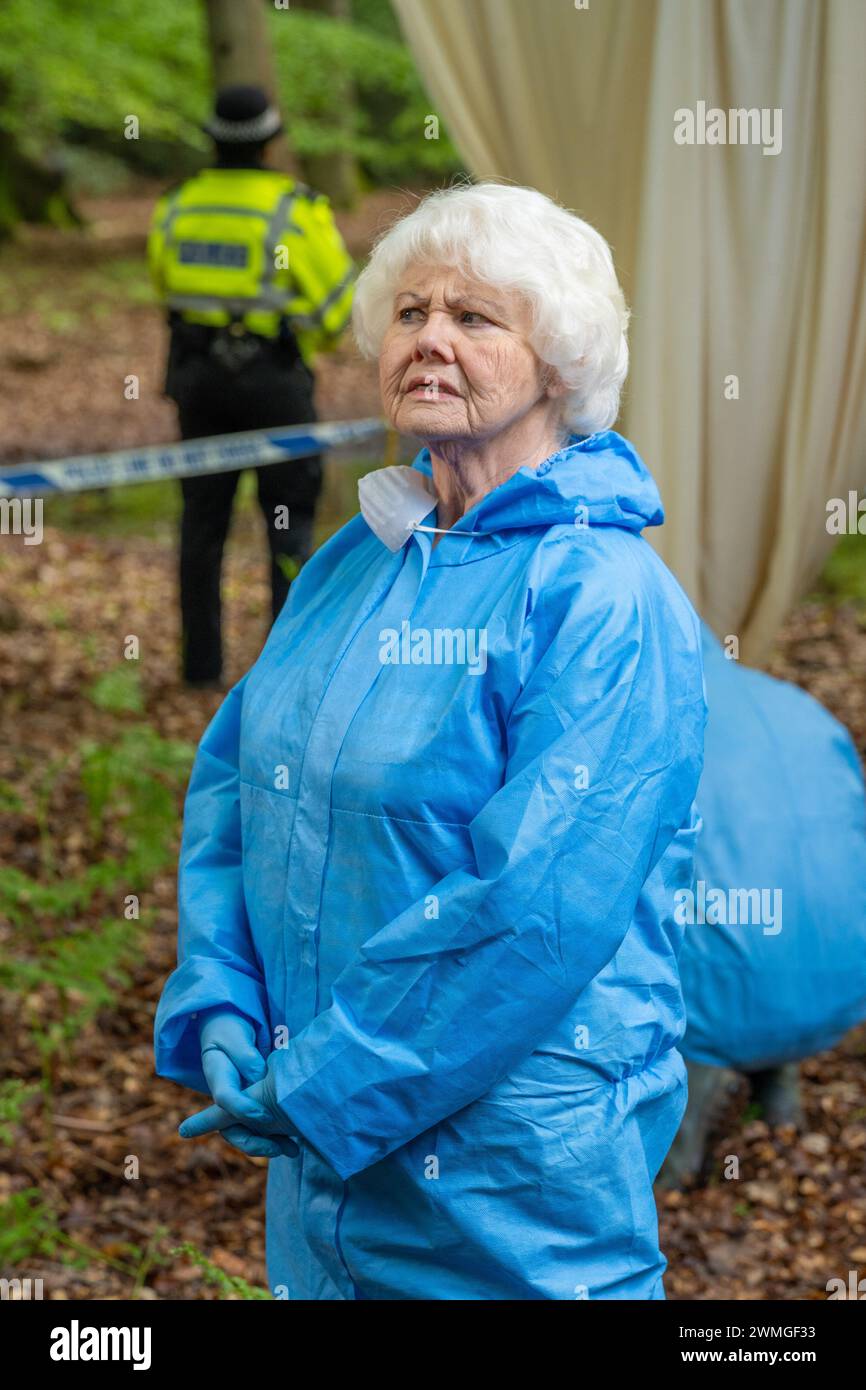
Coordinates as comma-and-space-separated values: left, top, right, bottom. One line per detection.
147, 167, 355, 367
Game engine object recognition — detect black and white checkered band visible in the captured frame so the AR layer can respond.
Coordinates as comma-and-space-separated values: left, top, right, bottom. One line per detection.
205, 106, 282, 143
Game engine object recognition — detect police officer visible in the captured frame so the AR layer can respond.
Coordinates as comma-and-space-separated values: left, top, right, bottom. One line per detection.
148, 85, 355, 688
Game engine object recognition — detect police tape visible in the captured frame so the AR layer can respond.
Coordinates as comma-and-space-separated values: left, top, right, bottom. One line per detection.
0, 418, 387, 497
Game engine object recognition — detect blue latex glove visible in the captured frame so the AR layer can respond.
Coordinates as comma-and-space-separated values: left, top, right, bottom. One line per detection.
180, 1058, 299, 1160
199, 1009, 267, 1097
193, 1010, 295, 1160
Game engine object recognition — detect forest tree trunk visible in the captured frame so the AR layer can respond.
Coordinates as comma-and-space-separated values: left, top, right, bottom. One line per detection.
202, 0, 298, 175
291, 0, 360, 207
0, 131, 80, 240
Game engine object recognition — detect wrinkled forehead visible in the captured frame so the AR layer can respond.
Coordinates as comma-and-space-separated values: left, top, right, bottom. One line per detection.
392, 260, 512, 312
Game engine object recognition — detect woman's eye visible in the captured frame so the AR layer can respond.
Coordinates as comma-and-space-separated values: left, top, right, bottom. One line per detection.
399, 307, 422, 322
460, 310, 489, 325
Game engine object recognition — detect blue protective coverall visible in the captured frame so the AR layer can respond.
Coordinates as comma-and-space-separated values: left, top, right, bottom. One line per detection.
155, 430, 706, 1300
680, 625, 866, 1072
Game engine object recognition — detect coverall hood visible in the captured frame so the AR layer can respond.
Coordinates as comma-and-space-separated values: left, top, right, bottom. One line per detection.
407, 428, 666, 542
414, 425, 664, 528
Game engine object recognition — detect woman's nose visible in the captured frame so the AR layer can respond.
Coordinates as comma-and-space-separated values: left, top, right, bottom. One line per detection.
413, 314, 457, 362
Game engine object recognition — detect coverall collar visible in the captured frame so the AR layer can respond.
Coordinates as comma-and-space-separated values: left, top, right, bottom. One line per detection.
360, 429, 666, 568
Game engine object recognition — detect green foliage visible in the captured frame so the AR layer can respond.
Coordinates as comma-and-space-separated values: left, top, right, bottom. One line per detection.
0, 0, 209, 151
80, 725, 194, 876
0, 722, 193, 925
0, 1186, 169, 1286
0, 858, 135, 927
82, 723, 194, 816
0, 669, 199, 1288
0, 1189, 61, 1264
0, 1079, 40, 1146
0, 917, 145, 1065
275, 552, 301, 584
0, 0, 461, 193
46, 605, 70, 630
270, 10, 462, 182
352, 0, 404, 42
814, 532, 866, 607
46, 480, 182, 538
87, 664, 145, 716
171, 1242, 272, 1301
0, 776, 24, 812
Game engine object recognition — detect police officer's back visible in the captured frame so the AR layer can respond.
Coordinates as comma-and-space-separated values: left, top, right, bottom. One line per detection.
148, 85, 354, 688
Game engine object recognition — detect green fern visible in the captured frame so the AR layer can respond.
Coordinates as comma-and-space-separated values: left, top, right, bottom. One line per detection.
171, 1242, 272, 1300
0, 726, 193, 925
0, 1189, 61, 1264
1, 916, 146, 1062
0, 1079, 40, 1146
86, 665, 145, 715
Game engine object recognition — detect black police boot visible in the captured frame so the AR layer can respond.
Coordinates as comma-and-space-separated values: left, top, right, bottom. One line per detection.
748, 1061, 804, 1128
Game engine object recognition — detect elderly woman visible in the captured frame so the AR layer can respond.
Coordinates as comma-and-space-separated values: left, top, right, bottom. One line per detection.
155, 181, 706, 1301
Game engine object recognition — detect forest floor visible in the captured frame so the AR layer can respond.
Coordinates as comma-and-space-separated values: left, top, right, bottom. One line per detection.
1, 188, 865, 1300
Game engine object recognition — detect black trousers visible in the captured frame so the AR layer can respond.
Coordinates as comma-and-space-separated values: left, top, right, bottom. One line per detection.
169, 334, 323, 683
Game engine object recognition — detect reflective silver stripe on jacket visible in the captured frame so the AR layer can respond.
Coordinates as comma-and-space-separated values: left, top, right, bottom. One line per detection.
166, 293, 289, 314
304, 265, 356, 330
158, 200, 273, 238
261, 191, 300, 304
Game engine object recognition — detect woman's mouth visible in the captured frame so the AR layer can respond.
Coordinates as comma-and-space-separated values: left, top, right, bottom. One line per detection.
405, 380, 461, 398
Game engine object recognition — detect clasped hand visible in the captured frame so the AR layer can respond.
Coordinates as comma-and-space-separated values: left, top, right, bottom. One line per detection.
178, 1010, 299, 1160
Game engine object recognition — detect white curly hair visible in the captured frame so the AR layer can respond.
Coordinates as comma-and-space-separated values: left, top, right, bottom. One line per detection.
352, 180, 630, 436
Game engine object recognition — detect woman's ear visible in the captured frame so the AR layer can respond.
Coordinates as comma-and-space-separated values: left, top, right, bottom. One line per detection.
540, 364, 569, 400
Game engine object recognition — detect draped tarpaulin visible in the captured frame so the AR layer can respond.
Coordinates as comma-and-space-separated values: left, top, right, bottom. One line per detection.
392, 0, 866, 660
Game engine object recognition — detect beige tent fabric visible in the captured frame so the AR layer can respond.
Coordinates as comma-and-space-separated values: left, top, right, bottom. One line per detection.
392, 0, 866, 661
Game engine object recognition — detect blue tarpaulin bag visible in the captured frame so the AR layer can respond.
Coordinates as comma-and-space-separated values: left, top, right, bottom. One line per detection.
680, 625, 866, 1071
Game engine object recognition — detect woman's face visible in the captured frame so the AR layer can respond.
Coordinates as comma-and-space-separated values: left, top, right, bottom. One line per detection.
379, 261, 556, 443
